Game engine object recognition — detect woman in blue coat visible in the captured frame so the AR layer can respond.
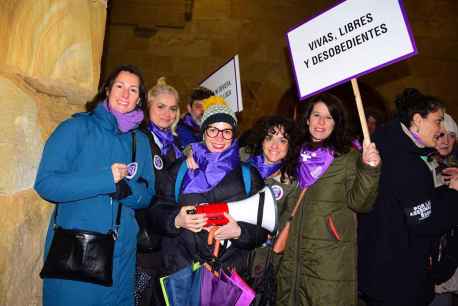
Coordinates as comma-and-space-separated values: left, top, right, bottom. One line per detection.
35, 64, 155, 306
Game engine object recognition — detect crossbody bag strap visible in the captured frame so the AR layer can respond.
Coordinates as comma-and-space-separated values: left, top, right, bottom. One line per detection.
247, 189, 266, 279
288, 187, 307, 222
52, 201, 123, 237
175, 160, 189, 203
254, 190, 266, 241
51, 207, 58, 229
113, 132, 137, 237
131, 131, 137, 162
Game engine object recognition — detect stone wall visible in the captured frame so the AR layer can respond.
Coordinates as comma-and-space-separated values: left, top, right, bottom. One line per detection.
104, 0, 458, 130
0, 1, 107, 305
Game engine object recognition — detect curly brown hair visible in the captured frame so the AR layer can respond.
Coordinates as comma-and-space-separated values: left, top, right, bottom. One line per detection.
243, 115, 300, 182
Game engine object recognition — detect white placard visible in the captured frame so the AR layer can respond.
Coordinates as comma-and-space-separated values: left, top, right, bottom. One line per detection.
287, 0, 417, 100
200, 55, 243, 112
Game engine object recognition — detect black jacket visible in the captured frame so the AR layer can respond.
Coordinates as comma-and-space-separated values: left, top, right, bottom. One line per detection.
149, 160, 268, 276
135, 129, 182, 306
358, 119, 458, 306
135, 129, 180, 254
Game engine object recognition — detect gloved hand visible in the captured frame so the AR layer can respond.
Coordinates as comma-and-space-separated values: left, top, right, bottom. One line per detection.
110, 179, 132, 200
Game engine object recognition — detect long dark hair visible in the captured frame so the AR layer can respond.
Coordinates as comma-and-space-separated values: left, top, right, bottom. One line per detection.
244, 115, 299, 182
298, 93, 351, 156
395, 88, 444, 128
85, 64, 147, 112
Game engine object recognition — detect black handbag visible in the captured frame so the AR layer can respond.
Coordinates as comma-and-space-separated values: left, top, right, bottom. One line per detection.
39, 204, 122, 286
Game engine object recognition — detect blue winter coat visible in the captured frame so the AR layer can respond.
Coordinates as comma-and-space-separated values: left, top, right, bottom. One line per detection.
35, 103, 155, 306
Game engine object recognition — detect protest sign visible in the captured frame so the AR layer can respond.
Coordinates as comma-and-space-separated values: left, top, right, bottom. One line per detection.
200, 55, 243, 112
287, 0, 417, 100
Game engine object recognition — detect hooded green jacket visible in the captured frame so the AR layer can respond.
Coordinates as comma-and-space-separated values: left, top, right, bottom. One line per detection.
276, 149, 380, 306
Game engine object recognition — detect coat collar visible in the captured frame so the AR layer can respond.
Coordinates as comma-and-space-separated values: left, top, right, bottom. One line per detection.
91, 102, 120, 134
375, 119, 434, 158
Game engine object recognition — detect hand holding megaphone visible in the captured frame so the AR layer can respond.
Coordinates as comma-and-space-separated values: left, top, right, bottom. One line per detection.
186, 186, 278, 233
175, 205, 207, 232
185, 208, 241, 240
214, 213, 241, 240
187, 203, 231, 226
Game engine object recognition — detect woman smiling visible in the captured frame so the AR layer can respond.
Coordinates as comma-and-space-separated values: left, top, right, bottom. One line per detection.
276, 93, 381, 306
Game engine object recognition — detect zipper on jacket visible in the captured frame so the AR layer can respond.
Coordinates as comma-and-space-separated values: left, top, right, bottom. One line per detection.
110, 198, 114, 230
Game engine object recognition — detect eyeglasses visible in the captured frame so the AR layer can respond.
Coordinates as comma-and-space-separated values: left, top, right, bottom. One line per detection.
205, 126, 234, 140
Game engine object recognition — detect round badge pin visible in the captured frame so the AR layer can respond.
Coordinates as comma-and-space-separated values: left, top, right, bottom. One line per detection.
126, 162, 138, 179
153, 155, 164, 170
271, 185, 284, 200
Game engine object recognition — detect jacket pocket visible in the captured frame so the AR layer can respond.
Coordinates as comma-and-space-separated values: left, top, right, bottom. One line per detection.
327, 214, 342, 241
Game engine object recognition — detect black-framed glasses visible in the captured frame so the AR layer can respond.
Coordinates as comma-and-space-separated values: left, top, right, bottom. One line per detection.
205, 126, 234, 140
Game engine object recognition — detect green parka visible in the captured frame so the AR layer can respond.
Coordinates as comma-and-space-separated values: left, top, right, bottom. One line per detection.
276, 149, 380, 306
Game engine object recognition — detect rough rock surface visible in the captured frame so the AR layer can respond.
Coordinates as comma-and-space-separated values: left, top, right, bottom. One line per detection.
0, 1, 107, 305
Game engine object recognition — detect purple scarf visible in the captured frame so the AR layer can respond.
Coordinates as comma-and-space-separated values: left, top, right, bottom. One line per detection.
248, 154, 282, 179
182, 113, 200, 131
182, 141, 240, 194
148, 122, 183, 159
104, 101, 144, 133
297, 145, 334, 189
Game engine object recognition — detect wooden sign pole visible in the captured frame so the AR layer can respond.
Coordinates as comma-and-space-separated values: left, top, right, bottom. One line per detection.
351, 78, 370, 144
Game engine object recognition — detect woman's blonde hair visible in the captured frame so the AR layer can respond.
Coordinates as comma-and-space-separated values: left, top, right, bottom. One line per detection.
147, 77, 180, 134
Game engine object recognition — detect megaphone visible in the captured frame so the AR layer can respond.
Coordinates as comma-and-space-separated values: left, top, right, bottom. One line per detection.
192, 186, 278, 233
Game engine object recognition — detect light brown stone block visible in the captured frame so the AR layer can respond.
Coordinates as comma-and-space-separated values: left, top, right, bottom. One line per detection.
0, 190, 51, 306
149, 32, 212, 58
194, 0, 231, 19
191, 19, 244, 39
111, 0, 186, 28
0, 75, 43, 195
0, 0, 107, 105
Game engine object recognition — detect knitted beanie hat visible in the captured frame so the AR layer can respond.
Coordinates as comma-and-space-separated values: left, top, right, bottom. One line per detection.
443, 113, 458, 135
200, 96, 237, 133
